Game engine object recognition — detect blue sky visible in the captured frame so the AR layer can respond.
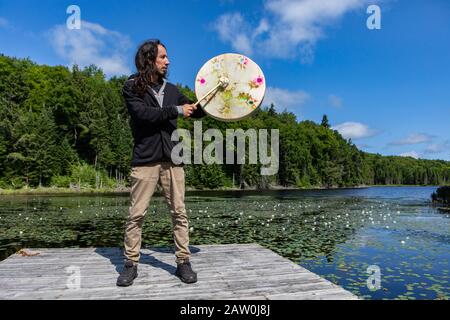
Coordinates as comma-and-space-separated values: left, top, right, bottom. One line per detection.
1, 0, 449, 161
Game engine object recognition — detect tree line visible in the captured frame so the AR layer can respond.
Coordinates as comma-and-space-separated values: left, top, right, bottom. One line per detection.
1, 55, 449, 190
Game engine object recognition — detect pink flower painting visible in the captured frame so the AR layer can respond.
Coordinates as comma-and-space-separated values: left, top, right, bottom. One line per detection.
249, 76, 264, 89
238, 56, 249, 69
197, 76, 206, 85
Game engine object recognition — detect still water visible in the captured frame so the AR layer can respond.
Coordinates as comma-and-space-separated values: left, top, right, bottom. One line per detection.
0, 186, 448, 300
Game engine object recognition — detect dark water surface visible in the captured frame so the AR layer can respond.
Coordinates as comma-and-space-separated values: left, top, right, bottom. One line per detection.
0, 186, 448, 299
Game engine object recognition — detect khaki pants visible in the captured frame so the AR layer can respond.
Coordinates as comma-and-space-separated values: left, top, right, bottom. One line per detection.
124, 162, 190, 264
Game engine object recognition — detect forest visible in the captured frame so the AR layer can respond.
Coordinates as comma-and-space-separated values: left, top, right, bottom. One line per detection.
1, 54, 449, 190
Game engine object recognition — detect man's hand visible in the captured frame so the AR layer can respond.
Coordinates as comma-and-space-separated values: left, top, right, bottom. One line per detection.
182, 103, 197, 118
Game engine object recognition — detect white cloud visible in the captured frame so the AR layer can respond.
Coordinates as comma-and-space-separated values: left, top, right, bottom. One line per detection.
425, 141, 450, 154
213, 13, 253, 55
48, 20, 132, 77
263, 86, 310, 110
329, 94, 343, 108
0, 17, 8, 28
213, 0, 373, 61
399, 151, 420, 159
425, 144, 443, 154
332, 122, 377, 140
390, 133, 433, 146
356, 143, 372, 149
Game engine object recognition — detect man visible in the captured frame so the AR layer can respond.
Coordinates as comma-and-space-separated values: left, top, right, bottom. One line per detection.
117, 39, 205, 287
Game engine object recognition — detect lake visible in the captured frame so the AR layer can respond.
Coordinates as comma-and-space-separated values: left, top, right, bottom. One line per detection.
0, 186, 448, 300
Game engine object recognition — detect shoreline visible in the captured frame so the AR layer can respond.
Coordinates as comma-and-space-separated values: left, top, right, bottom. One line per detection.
0, 184, 442, 196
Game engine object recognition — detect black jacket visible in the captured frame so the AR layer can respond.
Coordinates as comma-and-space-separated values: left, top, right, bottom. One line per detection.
123, 74, 205, 166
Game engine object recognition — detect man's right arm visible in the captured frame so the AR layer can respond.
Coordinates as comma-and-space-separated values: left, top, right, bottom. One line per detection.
177, 88, 206, 119
123, 80, 179, 125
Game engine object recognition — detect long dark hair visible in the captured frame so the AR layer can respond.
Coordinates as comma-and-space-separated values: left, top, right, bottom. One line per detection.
134, 39, 166, 96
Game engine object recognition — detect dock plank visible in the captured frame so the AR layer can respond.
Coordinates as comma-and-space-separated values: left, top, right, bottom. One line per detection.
0, 243, 358, 300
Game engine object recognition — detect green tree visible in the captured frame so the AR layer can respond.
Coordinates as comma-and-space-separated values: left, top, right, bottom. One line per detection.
321, 114, 330, 128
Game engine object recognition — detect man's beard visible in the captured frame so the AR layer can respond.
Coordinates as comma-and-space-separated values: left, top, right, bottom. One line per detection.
149, 67, 168, 83
157, 68, 168, 80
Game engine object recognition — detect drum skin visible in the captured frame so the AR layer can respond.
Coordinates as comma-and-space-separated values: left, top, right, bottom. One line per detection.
195, 53, 266, 122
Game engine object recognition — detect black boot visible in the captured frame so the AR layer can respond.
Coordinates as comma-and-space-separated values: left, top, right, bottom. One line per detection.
175, 261, 197, 284
116, 260, 138, 287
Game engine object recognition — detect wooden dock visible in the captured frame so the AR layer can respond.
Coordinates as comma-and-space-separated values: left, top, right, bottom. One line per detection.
0, 243, 358, 300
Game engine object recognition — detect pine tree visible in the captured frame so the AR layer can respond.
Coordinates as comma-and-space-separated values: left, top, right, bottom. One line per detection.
321, 114, 330, 128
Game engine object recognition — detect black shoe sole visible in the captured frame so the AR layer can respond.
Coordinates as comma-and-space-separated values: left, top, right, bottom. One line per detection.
116, 273, 138, 287
175, 271, 197, 284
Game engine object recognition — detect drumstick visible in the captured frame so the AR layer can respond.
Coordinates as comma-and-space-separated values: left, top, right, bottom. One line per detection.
194, 77, 229, 108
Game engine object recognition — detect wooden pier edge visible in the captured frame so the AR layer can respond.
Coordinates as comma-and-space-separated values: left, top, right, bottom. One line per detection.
0, 243, 359, 300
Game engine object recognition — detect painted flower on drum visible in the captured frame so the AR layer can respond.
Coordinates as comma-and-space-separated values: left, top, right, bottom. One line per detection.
211, 57, 222, 70
238, 92, 258, 109
197, 76, 206, 85
247, 97, 258, 109
238, 92, 251, 101
238, 56, 249, 69
249, 75, 264, 89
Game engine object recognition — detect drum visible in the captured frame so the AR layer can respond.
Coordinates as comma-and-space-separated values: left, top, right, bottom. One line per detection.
195, 53, 266, 122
